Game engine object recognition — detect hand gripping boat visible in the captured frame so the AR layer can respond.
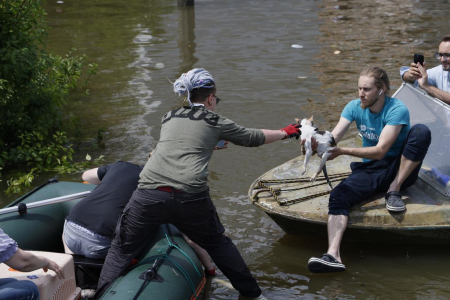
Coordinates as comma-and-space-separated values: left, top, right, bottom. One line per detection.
249, 83, 450, 244
0, 180, 205, 300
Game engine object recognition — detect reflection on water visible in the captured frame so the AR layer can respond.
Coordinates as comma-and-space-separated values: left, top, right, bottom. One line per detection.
177, 6, 198, 74
2, 0, 450, 298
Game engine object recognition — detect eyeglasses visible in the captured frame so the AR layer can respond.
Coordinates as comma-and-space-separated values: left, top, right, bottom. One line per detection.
435, 53, 450, 61
211, 94, 221, 104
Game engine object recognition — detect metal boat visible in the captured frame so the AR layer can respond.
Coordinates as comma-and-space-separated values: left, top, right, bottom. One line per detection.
248, 83, 450, 244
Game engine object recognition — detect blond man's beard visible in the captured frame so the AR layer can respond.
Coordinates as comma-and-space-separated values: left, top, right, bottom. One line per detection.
360, 95, 379, 109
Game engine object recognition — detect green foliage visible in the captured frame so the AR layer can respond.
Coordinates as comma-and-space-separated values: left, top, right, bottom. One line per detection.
6, 168, 37, 195
52, 154, 105, 174
5, 154, 105, 195
12, 131, 74, 170
0, 0, 100, 194
83, 63, 98, 89
0, 0, 84, 152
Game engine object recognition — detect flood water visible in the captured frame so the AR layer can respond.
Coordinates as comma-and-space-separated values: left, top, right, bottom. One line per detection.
2, 0, 450, 298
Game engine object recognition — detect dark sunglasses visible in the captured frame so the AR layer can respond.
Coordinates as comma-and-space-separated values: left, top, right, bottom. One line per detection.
435, 52, 450, 61
211, 94, 221, 104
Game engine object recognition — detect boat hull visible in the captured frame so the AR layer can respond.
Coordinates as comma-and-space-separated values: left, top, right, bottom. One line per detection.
263, 209, 450, 244
249, 138, 450, 245
101, 224, 205, 300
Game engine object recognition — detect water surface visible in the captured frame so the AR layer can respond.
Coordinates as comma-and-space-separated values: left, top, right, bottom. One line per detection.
2, 0, 450, 298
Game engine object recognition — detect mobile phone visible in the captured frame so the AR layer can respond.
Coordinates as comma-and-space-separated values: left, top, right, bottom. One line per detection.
414, 54, 424, 66
216, 140, 225, 148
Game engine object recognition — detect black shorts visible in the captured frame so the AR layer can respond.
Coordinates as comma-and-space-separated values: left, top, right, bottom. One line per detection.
328, 124, 431, 216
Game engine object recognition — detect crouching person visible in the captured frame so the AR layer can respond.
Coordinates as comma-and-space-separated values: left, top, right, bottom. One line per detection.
63, 161, 215, 272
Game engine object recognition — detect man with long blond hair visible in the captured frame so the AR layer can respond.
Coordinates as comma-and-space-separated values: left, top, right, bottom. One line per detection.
307, 67, 431, 273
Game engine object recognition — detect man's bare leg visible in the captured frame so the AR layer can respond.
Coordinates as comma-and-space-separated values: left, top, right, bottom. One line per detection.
326, 214, 348, 263
387, 155, 420, 192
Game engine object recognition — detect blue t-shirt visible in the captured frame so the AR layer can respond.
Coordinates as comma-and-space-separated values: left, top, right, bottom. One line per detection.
342, 96, 410, 162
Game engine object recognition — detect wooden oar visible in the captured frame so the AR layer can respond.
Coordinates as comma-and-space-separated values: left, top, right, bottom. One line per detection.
0, 191, 91, 215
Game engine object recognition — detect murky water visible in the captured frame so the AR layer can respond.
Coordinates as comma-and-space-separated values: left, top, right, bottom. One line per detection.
2, 0, 450, 298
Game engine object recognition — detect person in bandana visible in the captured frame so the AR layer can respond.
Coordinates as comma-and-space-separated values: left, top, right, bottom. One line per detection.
96, 68, 300, 299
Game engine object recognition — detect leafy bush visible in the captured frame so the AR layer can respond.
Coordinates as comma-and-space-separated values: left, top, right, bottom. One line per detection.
0, 0, 99, 193
6, 153, 104, 195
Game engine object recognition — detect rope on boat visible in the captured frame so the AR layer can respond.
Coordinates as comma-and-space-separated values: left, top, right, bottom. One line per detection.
131, 225, 201, 300
258, 172, 352, 184
253, 172, 351, 206
163, 234, 201, 278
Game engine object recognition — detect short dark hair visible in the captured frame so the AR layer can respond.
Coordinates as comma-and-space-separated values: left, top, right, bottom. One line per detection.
441, 34, 450, 43
190, 85, 216, 103
360, 66, 391, 94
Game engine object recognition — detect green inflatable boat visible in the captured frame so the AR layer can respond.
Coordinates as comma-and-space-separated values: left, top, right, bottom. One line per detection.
0, 180, 205, 300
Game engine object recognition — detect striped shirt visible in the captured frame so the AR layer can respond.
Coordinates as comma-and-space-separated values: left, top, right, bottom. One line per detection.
0, 228, 18, 264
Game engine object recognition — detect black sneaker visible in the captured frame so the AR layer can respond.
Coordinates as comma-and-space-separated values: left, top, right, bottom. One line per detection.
385, 191, 405, 212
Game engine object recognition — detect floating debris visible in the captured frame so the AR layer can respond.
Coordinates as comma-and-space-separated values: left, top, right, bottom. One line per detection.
334, 50, 341, 54
57, 0, 64, 3
213, 278, 234, 289
297, 76, 307, 79
155, 63, 164, 69
291, 44, 303, 49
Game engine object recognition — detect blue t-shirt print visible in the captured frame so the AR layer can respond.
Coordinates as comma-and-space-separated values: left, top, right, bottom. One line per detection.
341, 96, 410, 161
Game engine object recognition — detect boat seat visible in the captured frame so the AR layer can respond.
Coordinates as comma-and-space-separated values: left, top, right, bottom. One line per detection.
72, 255, 104, 289
72, 255, 105, 268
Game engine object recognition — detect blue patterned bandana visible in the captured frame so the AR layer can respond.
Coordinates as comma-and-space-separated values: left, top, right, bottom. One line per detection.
173, 68, 215, 107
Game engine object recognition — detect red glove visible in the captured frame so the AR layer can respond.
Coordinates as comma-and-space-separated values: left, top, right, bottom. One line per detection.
280, 124, 301, 140
205, 266, 216, 277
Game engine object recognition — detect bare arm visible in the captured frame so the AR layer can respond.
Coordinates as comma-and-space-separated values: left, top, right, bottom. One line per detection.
330, 125, 402, 161
82, 168, 100, 184
420, 85, 450, 104
331, 117, 352, 144
416, 63, 450, 105
402, 62, 421, 84
261, 129, 287, 144
180, 232, 214, 271
4, 248, 64, 279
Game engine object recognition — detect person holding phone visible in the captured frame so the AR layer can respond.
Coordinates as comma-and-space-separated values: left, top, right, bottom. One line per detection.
215, 139, 227, 149
95, 68, 301, 300
400, 34, 450, 105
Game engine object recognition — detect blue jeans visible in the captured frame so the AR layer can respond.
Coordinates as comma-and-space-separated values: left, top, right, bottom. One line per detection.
63, 220, 112, 259
0, 278, 40, 300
